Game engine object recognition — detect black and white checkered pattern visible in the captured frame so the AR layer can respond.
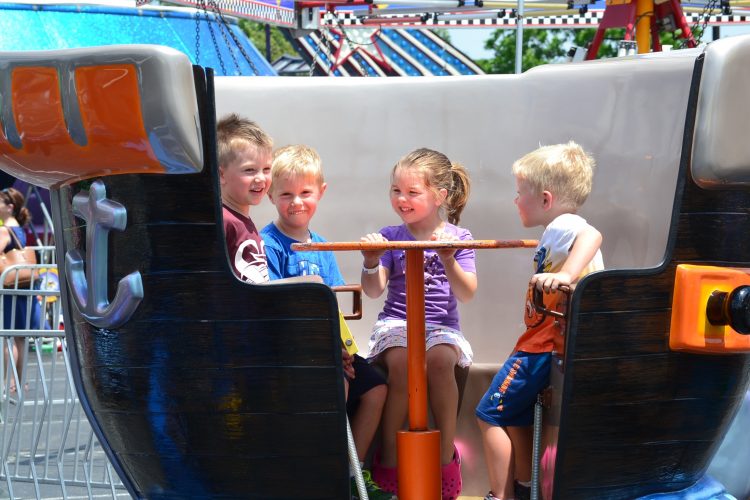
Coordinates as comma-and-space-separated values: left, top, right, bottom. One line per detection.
168, 0, 296, 26
159, 1, 750, 30
323, 10, 748, 28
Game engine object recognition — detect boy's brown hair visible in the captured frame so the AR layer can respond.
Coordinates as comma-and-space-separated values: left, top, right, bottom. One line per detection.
216, 113, 273, 167
512, 141, 595, 210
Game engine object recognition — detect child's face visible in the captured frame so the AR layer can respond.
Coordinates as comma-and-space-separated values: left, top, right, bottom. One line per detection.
219, 143, 272, 211
390, 167, 445, 225
268, 173, 326, 233
514, 176, 546, 227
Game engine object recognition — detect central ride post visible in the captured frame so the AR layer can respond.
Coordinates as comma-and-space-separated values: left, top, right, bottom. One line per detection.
399, 245, 441, 499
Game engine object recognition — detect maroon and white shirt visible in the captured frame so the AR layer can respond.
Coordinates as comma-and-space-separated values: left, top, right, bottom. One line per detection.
222, 205, 269, 284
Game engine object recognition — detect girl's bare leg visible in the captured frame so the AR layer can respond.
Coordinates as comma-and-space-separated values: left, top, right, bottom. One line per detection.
5, 338, 25, 393
380, 347, 408, 467
426, 344, 460, 464
477, 419, 515, 499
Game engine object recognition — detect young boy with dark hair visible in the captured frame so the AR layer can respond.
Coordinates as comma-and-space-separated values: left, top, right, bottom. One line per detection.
217, 113, 273, 283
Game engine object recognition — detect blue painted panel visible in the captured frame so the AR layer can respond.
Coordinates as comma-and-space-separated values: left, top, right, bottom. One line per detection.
408, 29, 476, 75
0, 3, 275, 76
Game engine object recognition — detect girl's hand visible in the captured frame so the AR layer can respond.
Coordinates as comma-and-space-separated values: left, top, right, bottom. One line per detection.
530, 271, 573, 293
360, 232, 387, 267
431, 230, 458, 263
432, 230, 477, 302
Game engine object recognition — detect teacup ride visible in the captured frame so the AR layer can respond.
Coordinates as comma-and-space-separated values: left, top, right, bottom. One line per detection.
1, 36, 750, 499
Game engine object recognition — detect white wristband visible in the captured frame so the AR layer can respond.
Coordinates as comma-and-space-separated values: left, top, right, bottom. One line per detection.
362, 263, 380, 275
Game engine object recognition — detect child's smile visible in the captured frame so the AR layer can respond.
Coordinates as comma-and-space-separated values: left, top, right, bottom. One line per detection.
269, 173, 326, 240
390, 168, 443, 226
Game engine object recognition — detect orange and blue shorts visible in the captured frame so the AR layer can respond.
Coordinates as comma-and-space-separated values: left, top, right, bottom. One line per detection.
475, 351, 551, 427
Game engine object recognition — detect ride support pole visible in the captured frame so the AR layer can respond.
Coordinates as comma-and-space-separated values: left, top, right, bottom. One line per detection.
636, 0, 653, 53
398, 248, 441, 499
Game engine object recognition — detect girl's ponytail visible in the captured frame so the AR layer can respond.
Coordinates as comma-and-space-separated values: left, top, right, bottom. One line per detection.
16, 207, 31, 227
445, 162, 471, 225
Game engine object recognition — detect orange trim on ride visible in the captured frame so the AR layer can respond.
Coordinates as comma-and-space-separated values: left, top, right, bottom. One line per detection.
670, 264, 750, 353
397, 430, 441, 500
2, 64, 163, 187
291, 239, 539, 252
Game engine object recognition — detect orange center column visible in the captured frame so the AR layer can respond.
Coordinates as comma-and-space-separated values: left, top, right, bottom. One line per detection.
636, 0, 653, 53
397, 248, 441, 499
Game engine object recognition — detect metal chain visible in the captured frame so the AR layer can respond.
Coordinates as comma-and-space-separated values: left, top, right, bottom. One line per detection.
322, 22, 335, 75
685, 0, 721, 47
205, 8, 227, 74
206, 0, 261, 75
195, 0, 202, 65
208, 1, 242, 74
308, 33, 319, 76
308, 11, 335, 76
332, 14, 375, 76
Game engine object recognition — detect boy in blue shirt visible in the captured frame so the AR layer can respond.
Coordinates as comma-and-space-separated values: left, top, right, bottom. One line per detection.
261, 145, 393, 500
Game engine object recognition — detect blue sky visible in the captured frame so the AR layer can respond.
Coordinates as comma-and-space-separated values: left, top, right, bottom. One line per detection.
447, 25, 750, 60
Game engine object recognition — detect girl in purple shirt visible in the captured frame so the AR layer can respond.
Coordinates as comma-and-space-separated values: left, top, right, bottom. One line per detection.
360, 148, 477, 499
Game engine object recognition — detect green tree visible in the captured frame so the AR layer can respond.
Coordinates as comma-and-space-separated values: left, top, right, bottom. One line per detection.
477, 28, 568, 74
573, 28, 621, 59
431, 28, 452, 44
238, 20, 296, 63
476, 28, 636, 74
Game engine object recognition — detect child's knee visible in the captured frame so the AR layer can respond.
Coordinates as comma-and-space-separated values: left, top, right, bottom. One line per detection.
426, 356, 458, 381
363, 383, 387, 406
383, 350, 408, 378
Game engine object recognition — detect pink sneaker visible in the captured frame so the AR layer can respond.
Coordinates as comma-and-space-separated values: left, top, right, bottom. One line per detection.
441, 446, 462, 500
371, 450, 398, 495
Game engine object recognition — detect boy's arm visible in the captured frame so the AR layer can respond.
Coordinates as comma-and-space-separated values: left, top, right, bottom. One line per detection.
531, 224, 602, 293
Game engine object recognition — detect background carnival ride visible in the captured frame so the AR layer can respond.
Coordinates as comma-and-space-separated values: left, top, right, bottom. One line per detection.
153, 0, 750, 74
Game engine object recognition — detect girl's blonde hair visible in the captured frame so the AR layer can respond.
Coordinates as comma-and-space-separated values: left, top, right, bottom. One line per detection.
393, 148, 471, 225
512, 141, 595, 209
216, 113, 273, 168
270, 145, 324, 190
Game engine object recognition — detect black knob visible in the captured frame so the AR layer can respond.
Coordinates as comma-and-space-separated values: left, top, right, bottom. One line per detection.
706, 286, 750, 335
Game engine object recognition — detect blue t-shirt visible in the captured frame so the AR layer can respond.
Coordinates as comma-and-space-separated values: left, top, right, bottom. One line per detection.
260, 223, 345, 287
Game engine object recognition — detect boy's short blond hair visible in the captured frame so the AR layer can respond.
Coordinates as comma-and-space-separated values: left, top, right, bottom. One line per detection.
270, 145, 324, 189
216, 113, 273, 168
512, 141, 595, 209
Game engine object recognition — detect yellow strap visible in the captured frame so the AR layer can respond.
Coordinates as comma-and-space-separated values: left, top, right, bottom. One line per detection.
339, 311, 359, 355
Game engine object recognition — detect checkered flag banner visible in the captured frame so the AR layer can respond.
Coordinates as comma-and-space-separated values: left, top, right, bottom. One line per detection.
324, 10, 748, 28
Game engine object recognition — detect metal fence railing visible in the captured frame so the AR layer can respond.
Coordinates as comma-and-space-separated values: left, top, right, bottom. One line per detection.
0, 248, 130, 499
